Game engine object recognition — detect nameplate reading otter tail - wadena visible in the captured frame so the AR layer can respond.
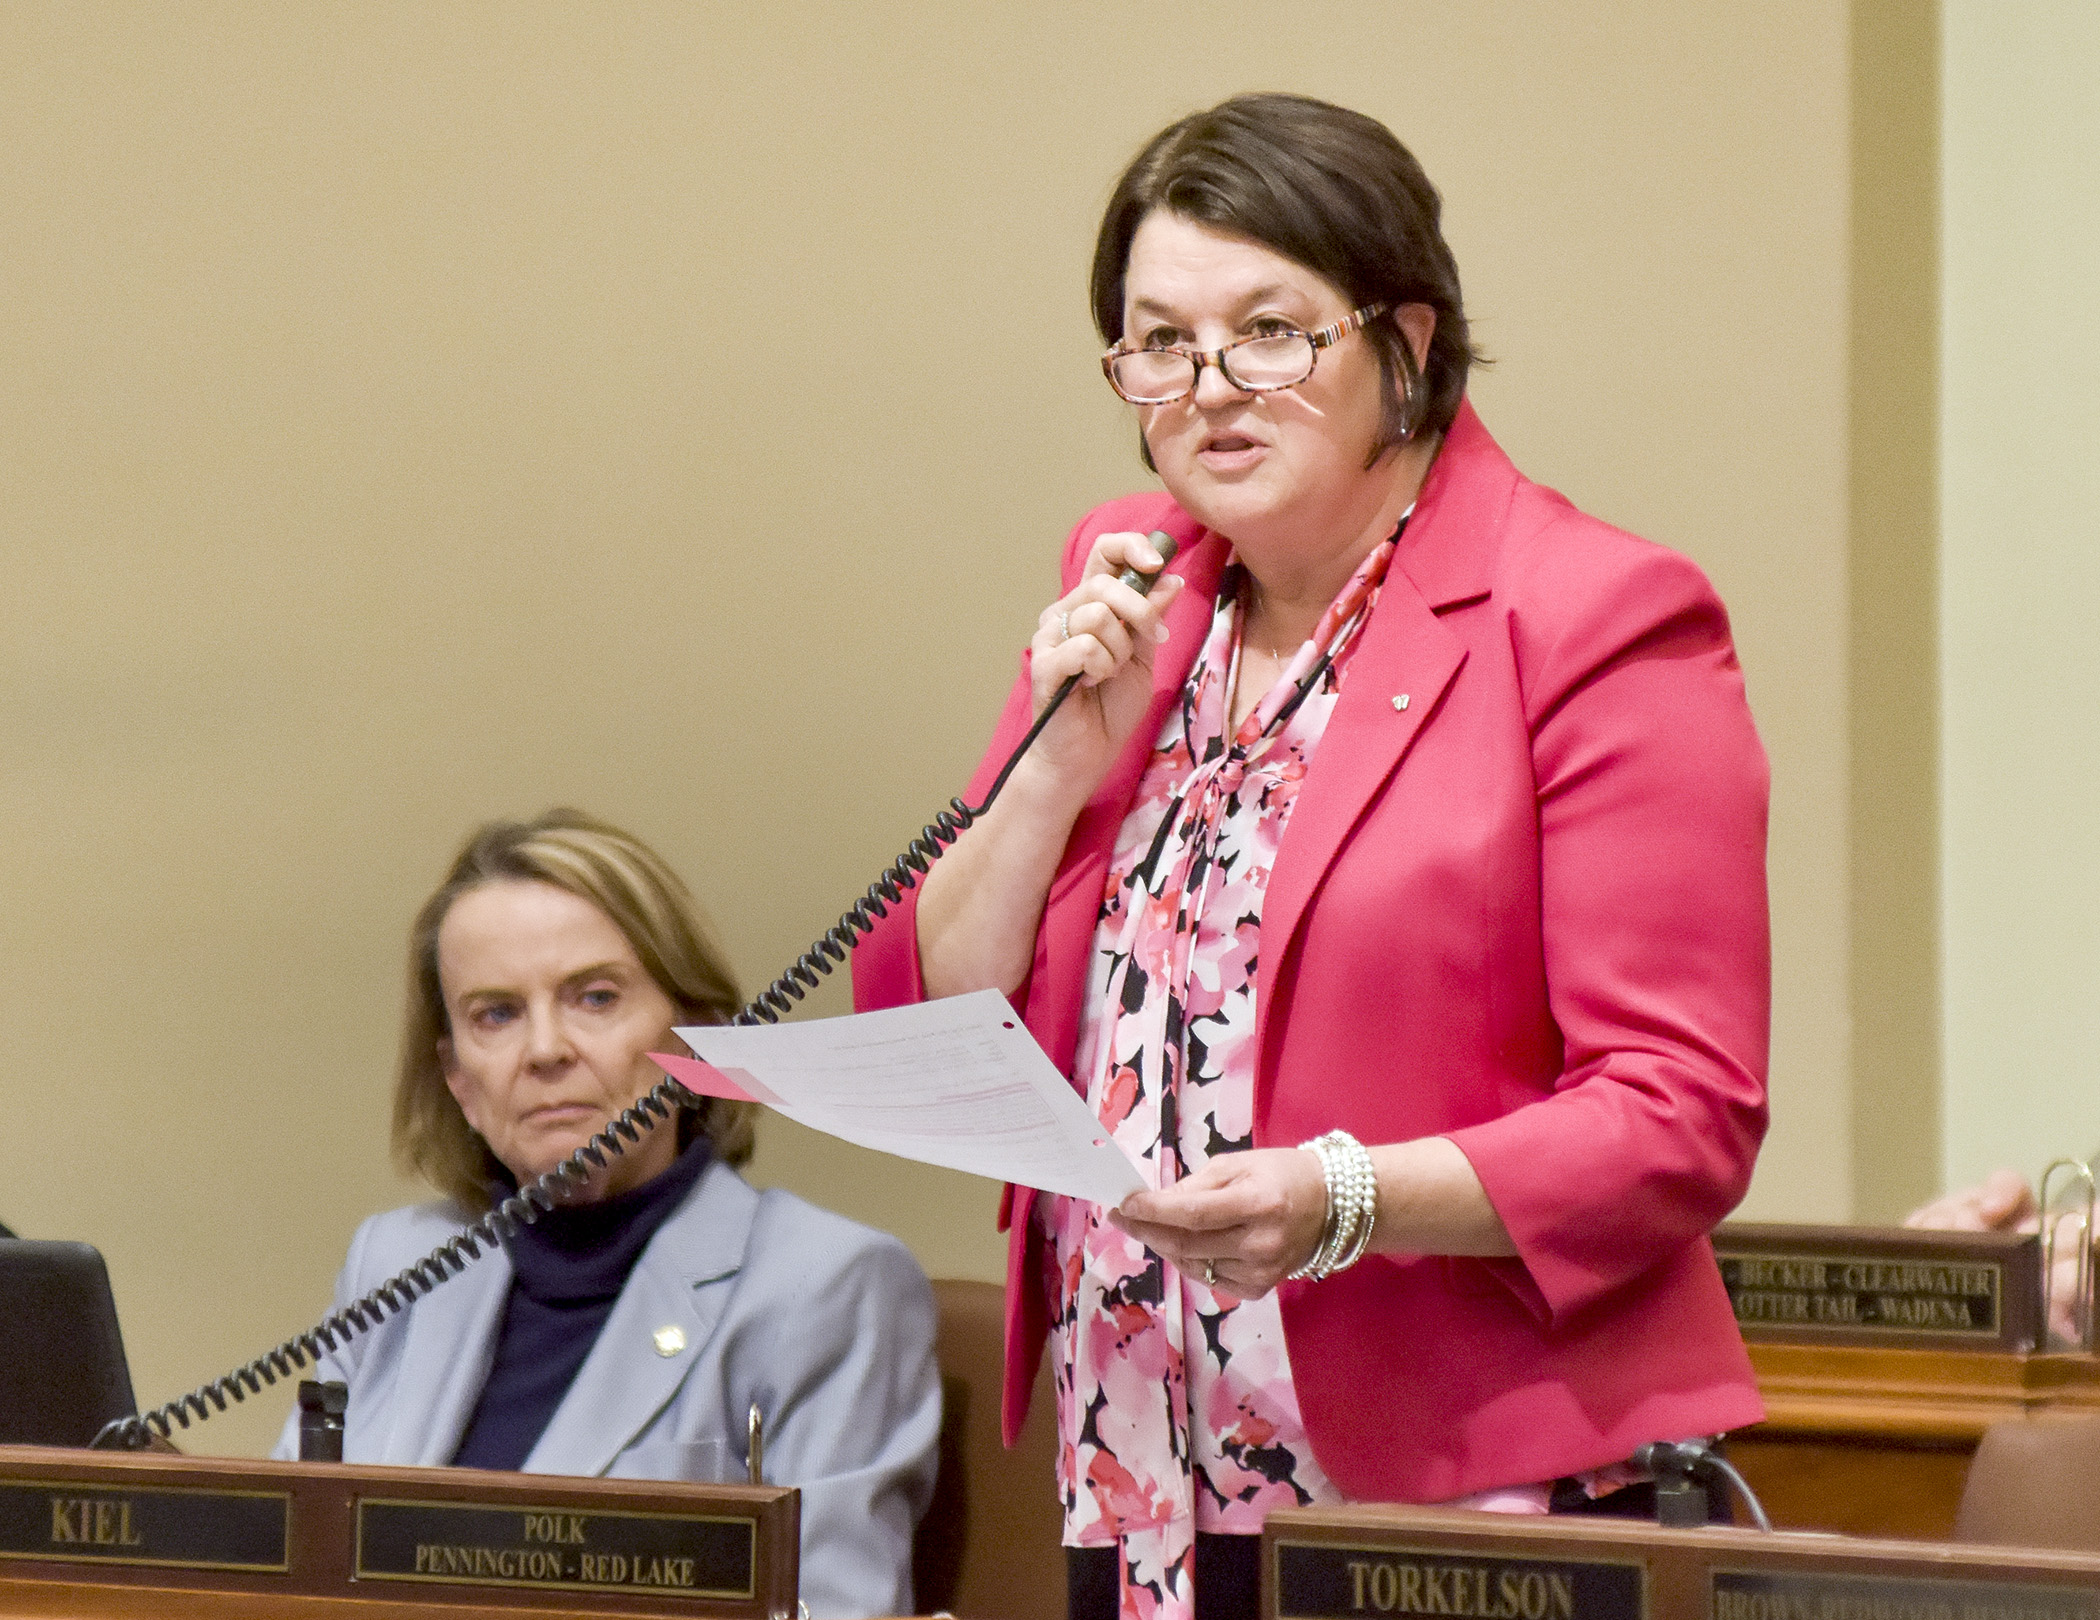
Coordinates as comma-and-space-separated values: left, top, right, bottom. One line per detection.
1711, 1223, 2043, 1352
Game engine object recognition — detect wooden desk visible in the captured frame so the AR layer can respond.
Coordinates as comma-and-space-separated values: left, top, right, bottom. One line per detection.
1731, 1341, 2100, 1538
0, 1447, 797, 1620
0, 1585, 669, 1618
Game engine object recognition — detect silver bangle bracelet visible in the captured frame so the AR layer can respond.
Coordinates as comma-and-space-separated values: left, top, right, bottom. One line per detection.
1286, 1129, 1378, 1281
1287, 1137, 1341, 1281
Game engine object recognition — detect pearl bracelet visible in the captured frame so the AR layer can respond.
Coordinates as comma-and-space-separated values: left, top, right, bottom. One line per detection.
1286, 1129, 1378, 1281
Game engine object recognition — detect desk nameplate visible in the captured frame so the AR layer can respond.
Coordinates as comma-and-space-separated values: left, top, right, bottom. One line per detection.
1713, 1567, 2100, 1620
0, 1446, 796, 1617
1262, 1506, 2100, 1620
0, 1476, 289, 1573
1272, 1537, 1645, 1620
1714, 1224, 2043, 1352
354, 1495, 757, 1602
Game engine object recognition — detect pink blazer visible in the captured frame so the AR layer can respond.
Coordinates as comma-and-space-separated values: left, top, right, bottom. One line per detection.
854, 402, 1770, 1502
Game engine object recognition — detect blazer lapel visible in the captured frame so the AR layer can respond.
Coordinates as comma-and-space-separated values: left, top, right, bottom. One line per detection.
1252, 403, 1514, 1106
378, 1237, 512, 1466
1253, 577, 1467, 1090
522, 1161, 755, 1478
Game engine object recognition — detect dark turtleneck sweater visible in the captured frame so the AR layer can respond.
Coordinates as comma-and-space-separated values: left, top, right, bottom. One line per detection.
450, 1137, 711, 1471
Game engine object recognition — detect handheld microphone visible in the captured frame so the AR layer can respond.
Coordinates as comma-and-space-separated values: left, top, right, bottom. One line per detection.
1115, 530, 1181, 594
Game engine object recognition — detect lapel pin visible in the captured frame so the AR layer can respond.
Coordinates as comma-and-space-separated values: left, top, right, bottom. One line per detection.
652, 1324, 687, 1358
1391, 693, 1410, 711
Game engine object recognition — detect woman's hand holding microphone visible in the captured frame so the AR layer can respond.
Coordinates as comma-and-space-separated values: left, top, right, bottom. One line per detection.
913, 530, 1182, 1002
1018, 531, 1186, 801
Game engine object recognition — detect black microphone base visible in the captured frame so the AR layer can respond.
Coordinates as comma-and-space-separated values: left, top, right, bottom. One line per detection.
1655, 1474, 1710, 1528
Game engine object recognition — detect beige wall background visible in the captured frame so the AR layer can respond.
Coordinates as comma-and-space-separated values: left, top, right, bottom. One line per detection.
1, 1, 1859, 1461
1849, 2, 1940, 1223
1939, 4, 2100, 1190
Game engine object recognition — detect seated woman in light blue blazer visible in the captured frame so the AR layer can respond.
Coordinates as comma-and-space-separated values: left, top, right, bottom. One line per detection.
274, 809, 941, 1619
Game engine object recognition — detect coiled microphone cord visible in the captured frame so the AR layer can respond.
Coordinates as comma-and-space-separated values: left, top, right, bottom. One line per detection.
93, 534, 1180, 1450
95, 1078, 689, 1447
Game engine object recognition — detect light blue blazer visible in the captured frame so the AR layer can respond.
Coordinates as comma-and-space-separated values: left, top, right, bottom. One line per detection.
273, 1160, 941, 1619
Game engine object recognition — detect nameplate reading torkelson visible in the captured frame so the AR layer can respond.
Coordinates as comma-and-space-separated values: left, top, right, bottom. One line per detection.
355, 1497, 755, 1600
1712, 1569, 2100, 1620
0, 1477, 289, 1572
1274, 1538, 1644, 1620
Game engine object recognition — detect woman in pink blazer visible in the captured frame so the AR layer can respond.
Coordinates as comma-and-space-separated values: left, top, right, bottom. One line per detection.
855, 93, 1768, 1620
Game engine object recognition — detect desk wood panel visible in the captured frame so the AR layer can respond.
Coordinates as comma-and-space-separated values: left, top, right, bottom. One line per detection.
0, 1449, 795, 1620
1730, 1342, 2100, 1537
0, 1581, 652, 1620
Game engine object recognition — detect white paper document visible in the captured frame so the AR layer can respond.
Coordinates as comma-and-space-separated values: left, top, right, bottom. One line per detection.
672, 990, 1144, 1205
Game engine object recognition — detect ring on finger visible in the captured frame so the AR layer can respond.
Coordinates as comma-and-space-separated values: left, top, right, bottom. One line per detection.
1203, 1259, 1218, 1288
1059, 609, 1071, 643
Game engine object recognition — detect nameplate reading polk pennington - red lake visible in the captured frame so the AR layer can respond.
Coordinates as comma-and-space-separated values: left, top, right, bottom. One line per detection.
354, 1496, 757, 1600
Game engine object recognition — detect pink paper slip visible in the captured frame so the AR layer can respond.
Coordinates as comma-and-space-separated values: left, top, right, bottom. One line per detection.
648, 1052, 784, 1108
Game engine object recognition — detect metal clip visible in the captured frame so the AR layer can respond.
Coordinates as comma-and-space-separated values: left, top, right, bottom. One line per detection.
2039, 1158, 2096, 1350
295, 1379, 348, 1463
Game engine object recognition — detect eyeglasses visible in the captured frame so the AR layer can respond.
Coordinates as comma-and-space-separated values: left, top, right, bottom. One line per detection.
1101, 304, 1390, 405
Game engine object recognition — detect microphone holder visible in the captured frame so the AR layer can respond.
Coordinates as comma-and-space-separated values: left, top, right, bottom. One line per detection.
1653, 1467, 1709, 1529
1636, 1439, 1774, 1531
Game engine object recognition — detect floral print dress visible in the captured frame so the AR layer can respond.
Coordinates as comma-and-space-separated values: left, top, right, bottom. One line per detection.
1040, 537, 1391, 1620
1039, 531, 1640, 1620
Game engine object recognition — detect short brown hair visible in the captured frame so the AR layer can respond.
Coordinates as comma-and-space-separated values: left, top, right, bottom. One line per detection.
1093, 93, 1481, 465
392, 809, 754, 1212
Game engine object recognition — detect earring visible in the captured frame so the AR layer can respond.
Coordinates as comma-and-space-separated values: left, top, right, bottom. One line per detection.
1396, 369, 1419, 441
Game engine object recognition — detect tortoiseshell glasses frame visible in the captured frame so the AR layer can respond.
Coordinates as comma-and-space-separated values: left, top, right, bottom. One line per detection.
1101, 303, 1391, 405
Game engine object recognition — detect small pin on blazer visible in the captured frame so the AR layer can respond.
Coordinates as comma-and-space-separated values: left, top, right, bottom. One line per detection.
1391, 693, 1411, 711
652, 1324, 687, 1357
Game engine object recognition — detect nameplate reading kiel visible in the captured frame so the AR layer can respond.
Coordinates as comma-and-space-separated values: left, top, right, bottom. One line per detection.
1718, 1250, 2002, 1338
356, 1498, 756, 1599
0, 1478, 289, 1572
1712, 1569, 2100, 1620
1274, 1539, 1644, 1620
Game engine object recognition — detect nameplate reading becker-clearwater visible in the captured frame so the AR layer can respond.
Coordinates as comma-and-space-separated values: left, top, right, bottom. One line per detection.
355, 1497, 755, 1600
0, 1476, 289, 1572
1711, 1223, 2043, 1351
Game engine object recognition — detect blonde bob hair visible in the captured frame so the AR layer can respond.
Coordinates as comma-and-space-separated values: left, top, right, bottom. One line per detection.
392, 809, 755, 1212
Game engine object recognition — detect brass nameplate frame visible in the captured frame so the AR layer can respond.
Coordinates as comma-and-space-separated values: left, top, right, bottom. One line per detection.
1272, 1537, 1645, 1620
1712, 1567, 2100, 1620
1713, 1223, 2043, 1351
0, 1475, 289, 1573
354, 1495, 757, 1601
